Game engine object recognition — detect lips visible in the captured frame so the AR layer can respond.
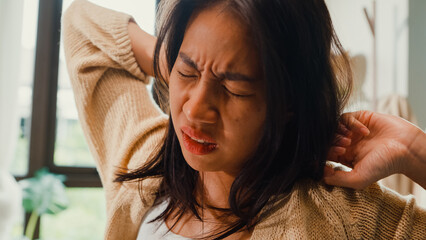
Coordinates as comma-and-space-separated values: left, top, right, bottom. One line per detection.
181, 126, 218, 155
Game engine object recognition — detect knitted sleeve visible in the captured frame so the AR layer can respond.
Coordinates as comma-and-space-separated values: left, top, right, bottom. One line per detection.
62, 0, 168, 190
351, 183, 426, 239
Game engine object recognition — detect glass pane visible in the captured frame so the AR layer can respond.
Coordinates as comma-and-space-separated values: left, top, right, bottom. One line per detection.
54, 0, 157, 167
1, 0, 40, 176
40, 188, 106, 240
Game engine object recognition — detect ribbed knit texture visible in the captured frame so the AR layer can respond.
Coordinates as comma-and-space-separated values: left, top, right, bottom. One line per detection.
62, 1, 426, 239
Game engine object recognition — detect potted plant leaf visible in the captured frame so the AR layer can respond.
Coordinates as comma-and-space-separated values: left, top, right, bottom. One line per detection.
19, 168, 69, 240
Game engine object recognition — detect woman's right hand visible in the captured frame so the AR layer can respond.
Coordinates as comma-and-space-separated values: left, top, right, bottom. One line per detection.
128, 20, 169, 82
128, 20, 157, 77
325, 111, 426, 190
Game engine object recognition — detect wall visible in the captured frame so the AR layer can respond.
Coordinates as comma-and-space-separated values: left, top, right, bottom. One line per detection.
326, 0, 409, 111
408, 0, 426, 129
0, 1, 25, 238
0, 0, 24, 168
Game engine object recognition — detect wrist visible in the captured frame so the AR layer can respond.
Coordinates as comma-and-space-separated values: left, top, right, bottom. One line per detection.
405, 128, 426, 188
128, 21, 156, 76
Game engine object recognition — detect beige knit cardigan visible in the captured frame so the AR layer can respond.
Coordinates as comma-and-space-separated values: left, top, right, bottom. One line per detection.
62, 1, 426, 239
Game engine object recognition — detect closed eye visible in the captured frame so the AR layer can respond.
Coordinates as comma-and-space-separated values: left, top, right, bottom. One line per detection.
222, 86, 252, 98
177, 71, 198, 79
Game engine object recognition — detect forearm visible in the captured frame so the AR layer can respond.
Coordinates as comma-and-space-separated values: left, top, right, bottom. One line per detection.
405, 128, 426, 189
128, 21, 157, 77
63, 0, 167, 184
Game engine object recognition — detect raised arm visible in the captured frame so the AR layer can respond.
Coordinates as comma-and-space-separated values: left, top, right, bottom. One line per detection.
127, 20, 156, 77
62, 0, 168, 187
128, 19, 169, 81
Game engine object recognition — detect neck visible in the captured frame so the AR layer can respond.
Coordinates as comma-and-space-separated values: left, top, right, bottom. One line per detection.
198, 171, 236, 209
167, 171, 252, 239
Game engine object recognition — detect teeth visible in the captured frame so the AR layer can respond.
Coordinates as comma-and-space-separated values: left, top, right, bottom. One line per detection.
191, 136, 207, 144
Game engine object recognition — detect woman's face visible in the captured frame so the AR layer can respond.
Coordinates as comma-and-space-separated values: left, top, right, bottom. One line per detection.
169, 5, 266, 175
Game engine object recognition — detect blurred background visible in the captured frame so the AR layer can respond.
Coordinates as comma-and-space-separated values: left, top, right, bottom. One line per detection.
0, 0, 424, 239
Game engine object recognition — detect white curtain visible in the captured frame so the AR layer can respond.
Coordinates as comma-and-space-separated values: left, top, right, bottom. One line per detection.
0, 0, 24, 239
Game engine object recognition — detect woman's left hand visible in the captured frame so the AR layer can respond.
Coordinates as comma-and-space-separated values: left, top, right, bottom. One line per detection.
324, 111, 426, 190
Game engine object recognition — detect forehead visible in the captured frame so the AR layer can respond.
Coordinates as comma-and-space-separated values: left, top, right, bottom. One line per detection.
178, 5, 261, 77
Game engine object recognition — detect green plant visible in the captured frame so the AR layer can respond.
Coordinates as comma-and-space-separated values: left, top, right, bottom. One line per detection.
19, 168, 69, 240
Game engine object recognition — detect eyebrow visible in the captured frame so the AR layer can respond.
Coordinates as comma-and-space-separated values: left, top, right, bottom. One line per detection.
179, 52, 256, 82
179, 52, 199, 71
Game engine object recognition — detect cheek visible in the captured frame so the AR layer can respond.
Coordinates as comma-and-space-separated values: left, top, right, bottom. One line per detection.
228, 99, 266, 138
225, 101, 266, 166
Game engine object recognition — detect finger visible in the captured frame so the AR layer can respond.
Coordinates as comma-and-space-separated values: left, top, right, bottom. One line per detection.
327, 147, 346, 161
341, 112, 370, 136
337, 123, 351, 136
333, 135, 351, 147
323, 168, 371, 190
329, 146, 346, 155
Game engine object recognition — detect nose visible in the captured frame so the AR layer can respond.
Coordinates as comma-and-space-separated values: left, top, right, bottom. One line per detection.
182, 81, 219, 124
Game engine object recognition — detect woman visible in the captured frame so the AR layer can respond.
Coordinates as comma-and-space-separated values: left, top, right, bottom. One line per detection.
63, 0, 425, 239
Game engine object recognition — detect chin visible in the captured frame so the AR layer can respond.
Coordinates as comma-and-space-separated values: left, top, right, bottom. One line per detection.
182, 152, 222, 172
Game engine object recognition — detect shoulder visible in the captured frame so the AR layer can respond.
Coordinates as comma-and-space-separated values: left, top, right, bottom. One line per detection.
251, 180, 358, 239
251, 179, 426, 240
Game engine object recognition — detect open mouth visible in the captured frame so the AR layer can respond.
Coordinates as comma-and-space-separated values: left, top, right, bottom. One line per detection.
188, 135, 214, 144
181, 127, 218, 155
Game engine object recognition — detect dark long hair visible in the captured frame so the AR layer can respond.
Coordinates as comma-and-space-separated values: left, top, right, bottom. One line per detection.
116, 0, 352, 238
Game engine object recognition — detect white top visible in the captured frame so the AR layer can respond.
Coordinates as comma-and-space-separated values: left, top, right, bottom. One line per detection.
137, 198, 192, 240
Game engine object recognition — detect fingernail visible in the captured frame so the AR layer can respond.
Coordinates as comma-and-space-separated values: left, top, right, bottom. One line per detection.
361, 127, 370, 136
